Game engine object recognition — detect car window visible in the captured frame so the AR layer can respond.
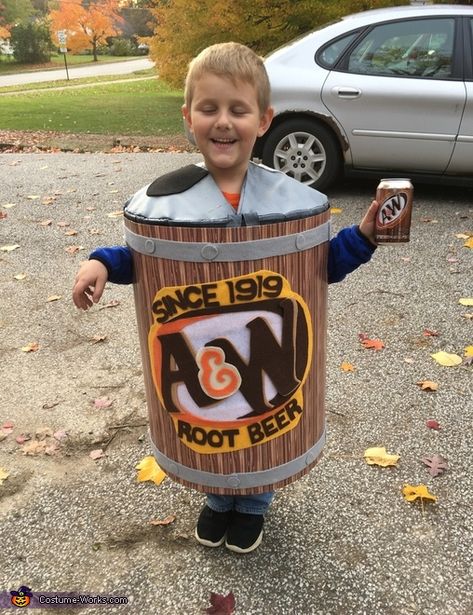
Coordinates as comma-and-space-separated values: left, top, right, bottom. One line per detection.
347, 18, 454, 78
318, 32, 359, 68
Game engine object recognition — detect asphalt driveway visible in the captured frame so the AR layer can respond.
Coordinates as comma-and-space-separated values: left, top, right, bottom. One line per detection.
0, 152, 472, 614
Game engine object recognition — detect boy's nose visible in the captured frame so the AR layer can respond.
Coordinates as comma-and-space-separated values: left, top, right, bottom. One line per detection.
215, 111, 232, 130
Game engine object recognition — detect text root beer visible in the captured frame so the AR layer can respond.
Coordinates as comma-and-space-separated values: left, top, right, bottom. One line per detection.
375, 178, 413, 244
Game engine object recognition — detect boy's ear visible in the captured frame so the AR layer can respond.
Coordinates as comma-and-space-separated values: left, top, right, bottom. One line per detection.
182, 104, 193, 131
258, 106, 274, 137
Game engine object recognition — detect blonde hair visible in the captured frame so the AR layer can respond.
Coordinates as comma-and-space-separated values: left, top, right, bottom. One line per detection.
184, 42, 271, 113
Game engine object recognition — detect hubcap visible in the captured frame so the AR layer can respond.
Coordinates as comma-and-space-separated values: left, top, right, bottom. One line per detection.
272, 131, 326, 184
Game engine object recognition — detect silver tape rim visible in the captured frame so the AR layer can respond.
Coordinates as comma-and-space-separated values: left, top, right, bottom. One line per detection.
125, 221, 330, 262
149, 427, 325, 489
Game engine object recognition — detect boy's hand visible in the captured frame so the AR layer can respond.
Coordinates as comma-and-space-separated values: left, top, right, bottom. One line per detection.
359, 200, 379, 247
72, 259, 108, 310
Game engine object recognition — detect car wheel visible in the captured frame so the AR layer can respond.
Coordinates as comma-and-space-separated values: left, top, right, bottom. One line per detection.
262, 119, 341, 191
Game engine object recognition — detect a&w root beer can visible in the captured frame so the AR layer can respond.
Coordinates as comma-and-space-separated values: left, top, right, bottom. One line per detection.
375, 178, 413, 244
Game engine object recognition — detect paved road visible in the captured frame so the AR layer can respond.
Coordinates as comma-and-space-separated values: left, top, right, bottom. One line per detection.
0, 57, 154, 88
0, 153, 472, 614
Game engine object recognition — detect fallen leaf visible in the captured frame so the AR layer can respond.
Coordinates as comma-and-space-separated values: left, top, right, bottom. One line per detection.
426, 419, 441, 430
2, 421, 14, 432
340, 362, 355, 372
423, 329, 439, 337
464, 237, 473, 249
13, 274, 27, 280
21, 342, 39, 352
1, 244, 20, 252
39, 219, 53, 226
416, 380, 439, 392
464, 346, 473, 357
65, 245, 84, 254
107, 210, 123, 218
206, 592, 236, 615
0, 211, 7, 220
0, 468, 9, 485
64, 230, 78, 236
36, 427, 53, 440
364, 446, 400, 467
57, 221, 70, 227
3, 203, 16, 208
402, 484, 437, 504
149, 514, 176, 526
431, 351, 462, 367
53, 430, 68, 441
27, 195, 40, 200
459, 298, 473, 306
90, 335, 107, 344
455, 233, 471, 239
46, 295, 62, 302
98, 300, 120, 310
361, 338, 385, 351
136, 455, 166, 485
15, 434, 31, 445
89, 449, 105, 460
331, 207, 343, 214
22, 440, 47, 455
93, 397, 113, 409
462, 314, 473, 320
422, 455, 448, 477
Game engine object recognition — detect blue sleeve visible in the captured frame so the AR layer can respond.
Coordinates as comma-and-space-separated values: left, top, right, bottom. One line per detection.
328, 225, 376, 284
89, 246, 133, 284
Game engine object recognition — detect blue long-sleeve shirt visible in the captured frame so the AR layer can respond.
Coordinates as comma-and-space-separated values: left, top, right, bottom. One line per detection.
89, 224, 375, 285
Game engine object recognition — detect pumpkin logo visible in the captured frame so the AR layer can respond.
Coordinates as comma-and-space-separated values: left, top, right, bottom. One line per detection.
10, 586, 32, 607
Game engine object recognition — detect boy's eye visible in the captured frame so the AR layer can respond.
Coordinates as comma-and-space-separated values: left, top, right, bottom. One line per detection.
232, 108, 248, 115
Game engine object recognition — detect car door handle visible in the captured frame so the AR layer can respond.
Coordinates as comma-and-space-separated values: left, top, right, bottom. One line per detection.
332, 87, 361, 99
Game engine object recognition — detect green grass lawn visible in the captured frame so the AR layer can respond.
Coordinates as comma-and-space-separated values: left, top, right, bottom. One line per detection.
0, 53, 143, 75
0, 79, 184, 135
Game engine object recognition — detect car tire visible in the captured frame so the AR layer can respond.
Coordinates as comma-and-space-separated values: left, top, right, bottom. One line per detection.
262, 119, 341, 191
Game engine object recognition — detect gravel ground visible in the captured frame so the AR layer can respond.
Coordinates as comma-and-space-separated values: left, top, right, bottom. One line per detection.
0, 153, 472, 615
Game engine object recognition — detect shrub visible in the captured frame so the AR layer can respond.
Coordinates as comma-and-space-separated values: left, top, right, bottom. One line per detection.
10, 20, 53, 63
109, 37, 138, 57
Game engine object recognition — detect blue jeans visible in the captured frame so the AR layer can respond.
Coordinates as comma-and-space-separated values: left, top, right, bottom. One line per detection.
206, 491, 274, 515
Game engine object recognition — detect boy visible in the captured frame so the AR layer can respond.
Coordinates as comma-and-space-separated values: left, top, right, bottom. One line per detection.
73, 42, 378, 554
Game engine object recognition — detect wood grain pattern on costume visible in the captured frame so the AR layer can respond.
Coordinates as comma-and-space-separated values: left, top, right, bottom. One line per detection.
125, 212, 329, 495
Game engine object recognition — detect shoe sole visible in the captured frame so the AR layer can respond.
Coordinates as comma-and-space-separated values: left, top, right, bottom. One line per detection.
225, 530, 263, 554
194, 528, 226, 548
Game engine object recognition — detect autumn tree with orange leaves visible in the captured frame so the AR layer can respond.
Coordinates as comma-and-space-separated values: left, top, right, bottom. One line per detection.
50, 0, 123, 61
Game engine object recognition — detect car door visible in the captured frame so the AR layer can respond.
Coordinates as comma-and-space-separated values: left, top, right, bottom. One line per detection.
445, 17, 473, 175
320, 17, 465, 172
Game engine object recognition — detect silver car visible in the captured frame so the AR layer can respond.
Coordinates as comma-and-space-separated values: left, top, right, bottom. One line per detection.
255, 4, 473, 190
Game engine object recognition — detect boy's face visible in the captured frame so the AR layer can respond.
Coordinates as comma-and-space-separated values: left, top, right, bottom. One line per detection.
182, 73, 273, 190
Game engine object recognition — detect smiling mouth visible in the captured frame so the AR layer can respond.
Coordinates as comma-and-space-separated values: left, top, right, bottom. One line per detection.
211, 138, 237, 145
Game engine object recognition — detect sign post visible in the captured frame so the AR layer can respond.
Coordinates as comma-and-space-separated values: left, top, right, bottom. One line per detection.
57, 31, 69, 81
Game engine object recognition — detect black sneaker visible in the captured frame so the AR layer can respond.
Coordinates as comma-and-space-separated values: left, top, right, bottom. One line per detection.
225, 511, 264, 553
195, 505, 232, 547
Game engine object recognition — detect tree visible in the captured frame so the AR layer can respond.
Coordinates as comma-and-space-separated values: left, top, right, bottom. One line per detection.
10, 19, 53, 62
49, 0, 123, 61
145, 0, 406, 87
0, 0, 34, 38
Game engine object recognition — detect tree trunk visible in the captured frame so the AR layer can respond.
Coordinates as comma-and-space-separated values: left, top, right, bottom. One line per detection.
93, 39, 98, 62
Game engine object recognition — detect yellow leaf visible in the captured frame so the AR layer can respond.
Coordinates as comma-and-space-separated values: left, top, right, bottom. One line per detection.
47, 295, 62, 302
464, 237, 473, 249
464, 346, 473, 357
136, 455, 166, 485
340, 361, 355, 372
0, 467, 9, 484
0, 244, 20, 252
331, 207, 343, 214
27, 195, 40, 200
13, 274, 27, 281
459, 298, 473, 306
21, 342, 40, 353
402, 484, 437, 503
431, 351, 462, 367
364, 446, 400, 467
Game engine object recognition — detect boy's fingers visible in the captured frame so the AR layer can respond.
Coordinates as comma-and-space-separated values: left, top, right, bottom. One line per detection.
92, 277, 106, 303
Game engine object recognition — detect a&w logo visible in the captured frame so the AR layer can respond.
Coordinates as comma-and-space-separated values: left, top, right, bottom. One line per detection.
148, 271, 313, 453
378, 192, 408, 227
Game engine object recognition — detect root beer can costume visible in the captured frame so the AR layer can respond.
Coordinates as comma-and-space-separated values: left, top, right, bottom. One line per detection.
124, 162, 330, 494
